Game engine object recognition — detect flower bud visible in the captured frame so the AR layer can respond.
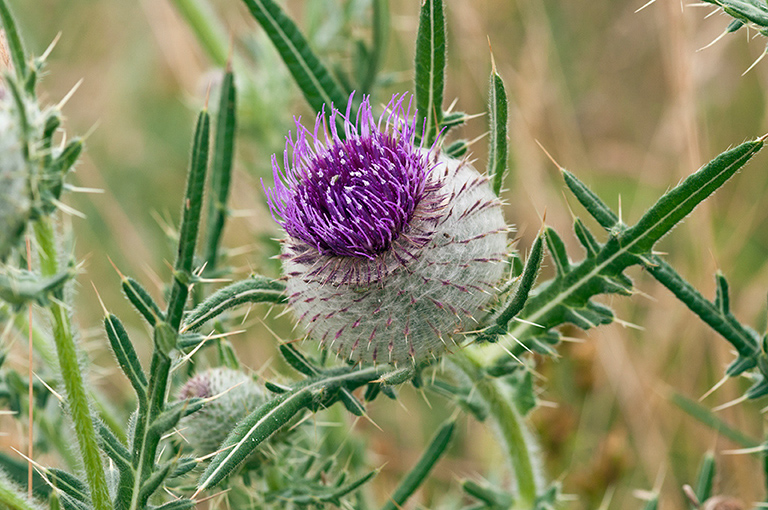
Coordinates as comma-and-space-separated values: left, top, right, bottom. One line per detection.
264, 93, 509, 364
178, 368, 265, 454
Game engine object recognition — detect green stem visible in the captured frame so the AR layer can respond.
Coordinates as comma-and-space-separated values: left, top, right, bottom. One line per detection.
12, 310, 128, 445
451, 350, 540, 508
33, 218, 111, 510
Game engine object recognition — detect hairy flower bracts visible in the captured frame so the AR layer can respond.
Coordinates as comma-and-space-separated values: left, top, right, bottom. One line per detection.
265, 93, 508, 364
179, 368, 266, 454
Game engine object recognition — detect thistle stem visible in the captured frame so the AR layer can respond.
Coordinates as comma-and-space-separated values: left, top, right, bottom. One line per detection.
451, 350, 540, 508
33, 217, 112, 510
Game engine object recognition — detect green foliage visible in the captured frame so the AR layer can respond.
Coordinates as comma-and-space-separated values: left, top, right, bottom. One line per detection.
414, 0, 446, 145
488, 64, 509, 197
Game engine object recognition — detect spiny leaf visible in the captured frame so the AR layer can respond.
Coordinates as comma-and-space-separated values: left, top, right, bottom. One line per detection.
488, 67, 509, 196
47, 470, 89, 506
137, 463, 172, 508
463, 479, 515, 509
167, 109, 210, 330
197, 387, 313, 491
122, 276, 164, 326
445, 139, 468, 158
562, 169, 619, 230
197, 365, 393, 492
155, 500, 195, 510
490, 231, 545, 333
242, 0, 347, 115
501, 138, 764, 354
704, 0, 768, 27
104, 314, 147, 398
203, 69, 237, 273
645, 256, 760, 358
622, 138, 763, 254
544, 227, 569, 276
379, 419, 455, 510
183, 275, 286, 331
414, 0, 445, 145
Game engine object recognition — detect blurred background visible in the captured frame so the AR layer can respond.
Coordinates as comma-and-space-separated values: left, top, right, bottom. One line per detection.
5, 0, 768, 508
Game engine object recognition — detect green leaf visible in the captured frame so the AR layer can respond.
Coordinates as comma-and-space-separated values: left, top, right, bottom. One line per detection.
137, 463, 172, 508
182, 275, 286, 331
242, 0, 347, 115
508, 369, 536, 416
197, 365, 394, 492
499, 138, 763, 355
203, 69, 237, 274
486, 231, 545, 336
463, 479, 515, 509
622, 138, 763, 254
166, 109, 210, 330
0, 452, 50, 498
104, 314, 148, 398
573, 218, 600, 257
671, 393, 760, 448
694, 452, 716, 505
48, 469, 90, 506
414, 0, 445, 145
198, 387, 314, 491
445, 139, 468, 158
122, 276, 164, 326
645, 257, 760, 358
544, 228, 570, 276
562, 169, 619, 230
0, 0, 27, 83
155, 500, 196, 510
278, 344, 367, 416
379, 420, 455, 510
488, 68, 509, 196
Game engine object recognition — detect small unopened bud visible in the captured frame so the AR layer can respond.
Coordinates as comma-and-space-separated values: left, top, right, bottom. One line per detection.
178, 368, 266, 454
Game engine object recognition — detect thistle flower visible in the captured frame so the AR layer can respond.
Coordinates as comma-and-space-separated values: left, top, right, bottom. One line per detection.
265, 93, 509, 364
178, 368, 266, 454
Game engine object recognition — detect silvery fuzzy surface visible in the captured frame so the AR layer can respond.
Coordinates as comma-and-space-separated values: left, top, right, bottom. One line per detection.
285, 153, 509, 364
0, 98, 29, 260
178, 368, 266, 454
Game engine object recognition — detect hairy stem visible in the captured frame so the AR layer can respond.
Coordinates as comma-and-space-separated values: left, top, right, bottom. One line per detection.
451, 350, 540, 508
33, 218, 111, 510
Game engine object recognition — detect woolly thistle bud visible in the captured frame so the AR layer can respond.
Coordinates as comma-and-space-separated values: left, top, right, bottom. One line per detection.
0, 93, 29, 261
264, 93, 509, 364
178, 368, 266, 454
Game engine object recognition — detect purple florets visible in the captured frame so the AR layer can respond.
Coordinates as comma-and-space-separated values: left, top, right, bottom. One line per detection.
264, 94, 439, 260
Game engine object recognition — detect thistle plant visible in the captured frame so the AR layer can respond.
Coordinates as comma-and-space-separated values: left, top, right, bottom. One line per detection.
1, 0, 768, 509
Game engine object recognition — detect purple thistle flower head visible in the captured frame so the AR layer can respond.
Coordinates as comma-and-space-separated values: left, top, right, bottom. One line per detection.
265, 93, 442, 261
265, 92, 509, 364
